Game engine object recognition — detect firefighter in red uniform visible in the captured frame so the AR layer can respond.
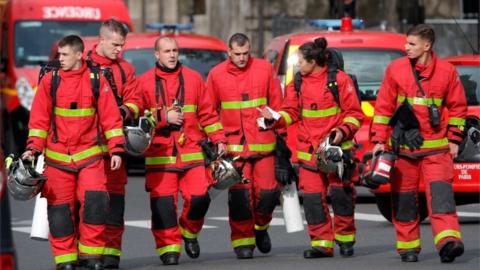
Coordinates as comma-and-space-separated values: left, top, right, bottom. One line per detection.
139, 37, 226, 265
371, 24, 466, 263
86, 19, 142, 269
206, 33, 283, 259
22, 35, 124, 270
261, 37, 364, 258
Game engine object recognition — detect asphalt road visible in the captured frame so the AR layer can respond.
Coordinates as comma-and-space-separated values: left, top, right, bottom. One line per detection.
8, 176, 480, 270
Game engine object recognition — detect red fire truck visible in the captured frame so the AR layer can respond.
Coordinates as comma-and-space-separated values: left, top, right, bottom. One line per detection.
0, 0, 133, 155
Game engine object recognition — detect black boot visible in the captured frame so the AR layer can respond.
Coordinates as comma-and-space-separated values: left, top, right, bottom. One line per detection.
234, 245, 254, 259
78, 258, 104, 270
56, 262, 76, 270
439, 241, 464, 263
160, 252, 179, 265
183, 238, 200, 259
303, 248, 333, 259
400, 251, 419, 262
103, 255, 120, 269
338, 242, 354, 257
254, 229, 272, 254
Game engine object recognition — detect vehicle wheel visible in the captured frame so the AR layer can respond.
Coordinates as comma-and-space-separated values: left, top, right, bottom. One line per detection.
375, 193, 429, 223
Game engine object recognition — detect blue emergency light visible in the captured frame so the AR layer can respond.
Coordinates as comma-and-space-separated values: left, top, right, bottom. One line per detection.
145, 23, 193, 33
308, 19, 364, 30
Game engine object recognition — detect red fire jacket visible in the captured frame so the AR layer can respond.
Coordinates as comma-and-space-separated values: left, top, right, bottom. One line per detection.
370, 53, 467, 157
206, 58, 283, 158
276, 68, 364, 167
139, 64, 225, 170
27, 61, 125, 170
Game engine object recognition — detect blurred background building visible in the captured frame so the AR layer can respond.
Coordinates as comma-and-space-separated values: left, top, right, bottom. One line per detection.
127, 0, 478, 56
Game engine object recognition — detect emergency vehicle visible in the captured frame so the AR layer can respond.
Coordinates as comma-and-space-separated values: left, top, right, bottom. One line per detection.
263, 18, 480, 221
0, 0, 133, 155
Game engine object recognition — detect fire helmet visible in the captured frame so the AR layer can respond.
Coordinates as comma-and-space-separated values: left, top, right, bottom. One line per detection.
124, 117, 153, 156
6, 156, 47, 201
316, 135, 344, 177
211, 157, 242, 190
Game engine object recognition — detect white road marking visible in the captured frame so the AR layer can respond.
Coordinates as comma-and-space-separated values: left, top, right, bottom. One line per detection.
12, 226, 31, 234
457, 211, 480, 217
125, 220, 217, 229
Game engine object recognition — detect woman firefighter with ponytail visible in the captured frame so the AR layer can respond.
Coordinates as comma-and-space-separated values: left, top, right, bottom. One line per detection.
260, 37, 364, 258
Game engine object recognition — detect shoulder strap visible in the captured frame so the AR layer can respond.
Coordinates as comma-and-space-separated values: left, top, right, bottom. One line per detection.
115, 62, 127, 85
326, 64, 341, 106
293, 71, 302, 97
50, 69, 61, 143
88, 65, 101, 101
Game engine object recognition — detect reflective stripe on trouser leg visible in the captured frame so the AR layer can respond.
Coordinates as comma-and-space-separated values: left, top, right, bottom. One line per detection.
251, 155, 278, 230
423, 152, 462, 250
104, 193, 125, 256
299, 167, 334, 249
179, 166, 211, 239
390, 156, 421, 254
329, 180, 356, 244
147, 171, 182, 251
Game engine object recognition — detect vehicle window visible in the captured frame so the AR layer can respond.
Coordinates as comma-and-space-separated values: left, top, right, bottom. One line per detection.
456, 66, 479, 106
340, 49, 405, 100
266, 50, 278, 67
122, 48, 228, 79
13, 21, 102, 67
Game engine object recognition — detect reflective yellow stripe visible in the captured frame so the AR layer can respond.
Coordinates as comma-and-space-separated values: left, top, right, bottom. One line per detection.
343, 117, 360, 128
145, 156, 177, 165
334, 233, 355, 242
78, 242, 105, 255
297, 151, 312, 161
221, 97, 267, 109
302, 106, 341, 118
228, 145, 244, 152
28, 129, 48, 138
434, 230, 461, 245
397, 95, 443, 106
180, 226, 198, 239
388, 137, 449, 149
101, 145, 109, 153
231, 237, 256, 248
311, 240, 334, 248
54, 107, 96, 117
204, 123, 223, 134
373, 115, 391, 124
104, 128, 123, 139
361, 101, 375, 117
46, 146, 104, 163
156, 244, 181, 256
396, 239, 421, 249
45, 148, 72, 162
279, 111, 292, 126
54, 253, 78, 264
125, 103, 139, 119
341, 140, 354, 150
182, 105, 197, 113
104, 247, 122, 256
71, 146, 103, 162
248, 143, 276, 152
254, 224, 269, 231
448, 117, 465, 126
180, 152, 204, 162
0, 87, 17, 96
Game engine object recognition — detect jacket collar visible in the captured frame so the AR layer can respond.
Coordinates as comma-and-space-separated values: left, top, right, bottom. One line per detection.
60, 61, 88, 78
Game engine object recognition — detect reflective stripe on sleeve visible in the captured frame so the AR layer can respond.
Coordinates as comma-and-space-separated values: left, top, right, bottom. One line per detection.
104, 128, 123, 139
28, 129, 48, 138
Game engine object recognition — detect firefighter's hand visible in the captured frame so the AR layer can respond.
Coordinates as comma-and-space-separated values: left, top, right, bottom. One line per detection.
373, 143, 385, 154
449, 142, 459, 159
111, 155, 122, 170
21, 150, 35, 161
166, 109, 184, 126
258, 107, 274, 120
330, 128, 344, 145
217, 142, 227, 156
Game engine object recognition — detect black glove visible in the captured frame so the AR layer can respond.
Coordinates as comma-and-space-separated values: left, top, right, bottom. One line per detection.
199, 140, 218, 165
274, 135, 297, 186
403, 128, 424, 151
390, 124, 403, 154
